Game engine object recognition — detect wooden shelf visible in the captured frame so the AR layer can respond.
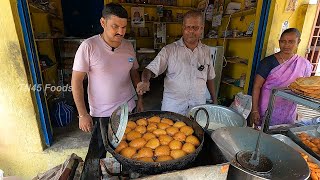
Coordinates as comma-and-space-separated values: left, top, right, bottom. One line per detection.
223, 8, 256, 18
221, 80, 244, 89
219, 37, 252, 40
35, 38, 53, 42
167, 36, 181, 39
225, 57, 248, 65
134, 36, 154, 39
41, 64, 57, 72
129, 20, 182, 24
166, 21, 183, 24
120, 3, 195, 10
202, 38, 218, 40
34, 37, 62, 41
29, 4, 63, 20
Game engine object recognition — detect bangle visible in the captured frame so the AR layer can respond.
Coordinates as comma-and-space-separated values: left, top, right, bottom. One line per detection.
77, 114, 90, 118
251, 111, 259, 113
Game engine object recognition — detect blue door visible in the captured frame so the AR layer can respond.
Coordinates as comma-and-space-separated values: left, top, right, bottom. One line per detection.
17, 0, 53, 146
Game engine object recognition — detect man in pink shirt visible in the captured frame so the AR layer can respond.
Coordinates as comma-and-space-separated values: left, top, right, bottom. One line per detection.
72, 3, 143, 134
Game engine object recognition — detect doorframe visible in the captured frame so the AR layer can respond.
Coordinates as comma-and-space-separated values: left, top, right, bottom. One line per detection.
17, 0, 53, 146
305, 3, 320, 76
248, 0, 272, 95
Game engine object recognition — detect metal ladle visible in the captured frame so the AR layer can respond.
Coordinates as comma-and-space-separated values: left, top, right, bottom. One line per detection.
236, 113, 273, 174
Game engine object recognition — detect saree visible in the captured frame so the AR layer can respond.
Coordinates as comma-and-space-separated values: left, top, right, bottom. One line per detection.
259, 54, 312, 126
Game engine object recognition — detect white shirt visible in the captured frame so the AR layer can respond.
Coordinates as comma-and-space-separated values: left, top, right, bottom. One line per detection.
146, 38, 215, 115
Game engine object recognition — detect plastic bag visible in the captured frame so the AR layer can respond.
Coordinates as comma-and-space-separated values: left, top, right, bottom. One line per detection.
229, 92, 252, 119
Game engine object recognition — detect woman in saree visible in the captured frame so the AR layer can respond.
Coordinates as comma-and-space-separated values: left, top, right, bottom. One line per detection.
251, 28, 313, 127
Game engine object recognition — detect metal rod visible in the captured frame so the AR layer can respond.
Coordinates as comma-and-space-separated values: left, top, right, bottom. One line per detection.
263, 88, 277, 133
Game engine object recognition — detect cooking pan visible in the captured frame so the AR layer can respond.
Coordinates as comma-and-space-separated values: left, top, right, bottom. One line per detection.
212, 127, 310, 180
100, 109, 209, 175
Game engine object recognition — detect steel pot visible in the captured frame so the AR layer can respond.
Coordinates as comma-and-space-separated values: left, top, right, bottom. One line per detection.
212, 127, 310, 180
100, 109, 209, 175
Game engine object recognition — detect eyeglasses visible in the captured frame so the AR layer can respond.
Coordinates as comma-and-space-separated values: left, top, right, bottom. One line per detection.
183, 25, 202, 31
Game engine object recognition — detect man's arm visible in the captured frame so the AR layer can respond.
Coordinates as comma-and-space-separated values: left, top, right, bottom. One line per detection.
137, 47, 169, 95
130, 68, 144, 112
71, 71, 92, 132
206, 79, 217, 104
141, 68, 155, 82
136, 68, 155, 95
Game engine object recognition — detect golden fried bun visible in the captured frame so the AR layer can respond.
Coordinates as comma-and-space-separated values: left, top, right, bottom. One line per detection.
154, 145, 171, 157
142, 132, 156, 141
173, 121, 186, 128
166, 126, 179, 136
182, 143, 196, 154
136, 118, 148, 126
137, 157, 154, 162
122, 134, 127, 141
135, 125, 147, 134
159, 135, 173, 145
185, 135, 200, 146
311, 138, 320, 144
125, 127, 132, 134
153, 129, 167, 137
127, 121, 137, 129
115, 141, 128, 153
173, 132, 187, 142
168, 140, 182, 150
161, 118, 174, 126
136, 147, 153, 158
170, 149, 187, 159
129, 138, 147, 149
180, 126, 194, 136
157, 123, 171, 130
156, 155, 173, 162
120, 147, 137, 158
145, 138, 160, 149
147, 123, 158, 132
148, 116, 161, 124
126, 131, 142, 141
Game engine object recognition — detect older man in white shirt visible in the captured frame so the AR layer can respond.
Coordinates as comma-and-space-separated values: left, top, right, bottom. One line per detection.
137, 10, 217, 115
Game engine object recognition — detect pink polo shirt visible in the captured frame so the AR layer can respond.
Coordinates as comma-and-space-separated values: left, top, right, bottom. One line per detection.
73, 35, 139, 117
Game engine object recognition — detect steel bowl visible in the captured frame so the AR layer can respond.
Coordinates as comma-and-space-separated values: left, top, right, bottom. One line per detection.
188, 104, 246, 133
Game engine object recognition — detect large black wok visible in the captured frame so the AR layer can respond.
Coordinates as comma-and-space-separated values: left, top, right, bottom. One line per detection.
99, 110, 208, 175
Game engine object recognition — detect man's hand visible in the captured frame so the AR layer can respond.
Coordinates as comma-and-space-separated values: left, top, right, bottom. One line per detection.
136, 98, 144, 112
136, 81, 150, 95
79, 115, 93, 132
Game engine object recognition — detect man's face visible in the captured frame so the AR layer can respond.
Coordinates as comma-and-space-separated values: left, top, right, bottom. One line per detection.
100, 15, 127, 43
182, 17, 203, 44
279, 32, 300, 54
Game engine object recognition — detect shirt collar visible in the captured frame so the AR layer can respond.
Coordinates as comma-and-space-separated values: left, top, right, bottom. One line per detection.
98, 34, 123, 51
176, 37, 205, 49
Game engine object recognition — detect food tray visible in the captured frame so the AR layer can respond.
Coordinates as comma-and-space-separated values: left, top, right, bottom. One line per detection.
287, 125, 320, 161
272, 134, 320, 166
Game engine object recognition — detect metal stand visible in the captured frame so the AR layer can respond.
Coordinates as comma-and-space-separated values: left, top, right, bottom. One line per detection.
263, 88, 320, 133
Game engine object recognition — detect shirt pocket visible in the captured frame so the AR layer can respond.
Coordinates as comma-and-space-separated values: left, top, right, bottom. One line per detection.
195, 64, 208, 81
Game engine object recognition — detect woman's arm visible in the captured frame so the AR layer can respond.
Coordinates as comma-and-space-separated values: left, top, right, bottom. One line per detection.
251, 74, 266, 126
